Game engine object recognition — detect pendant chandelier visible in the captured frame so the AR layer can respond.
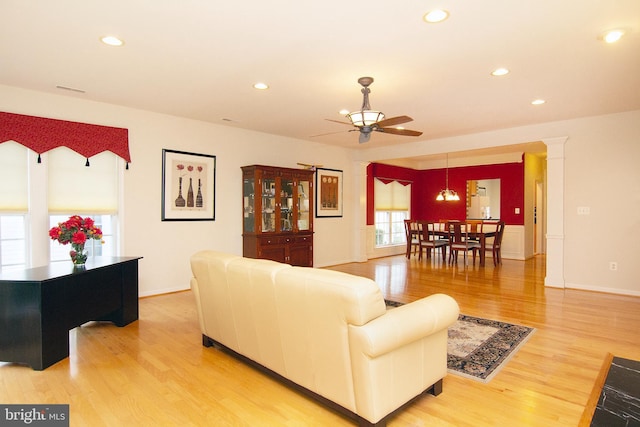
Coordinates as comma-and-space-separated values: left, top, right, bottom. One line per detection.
436, 153, 460, 201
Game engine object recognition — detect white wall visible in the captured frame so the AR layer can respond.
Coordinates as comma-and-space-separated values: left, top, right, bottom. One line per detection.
562, 112, 640, 295
1, 85, 356, 296
3, 84, 639, 296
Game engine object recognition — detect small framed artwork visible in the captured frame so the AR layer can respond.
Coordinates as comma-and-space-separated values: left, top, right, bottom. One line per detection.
162, 149, 216, 221
315, 168, 343, 218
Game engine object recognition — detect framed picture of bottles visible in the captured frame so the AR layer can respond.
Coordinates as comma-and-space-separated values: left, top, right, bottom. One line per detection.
315, 167, 343, 218
161, 149, 216, 221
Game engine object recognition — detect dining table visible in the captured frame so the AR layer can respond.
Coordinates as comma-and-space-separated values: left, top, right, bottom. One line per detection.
424, 222, 497, 267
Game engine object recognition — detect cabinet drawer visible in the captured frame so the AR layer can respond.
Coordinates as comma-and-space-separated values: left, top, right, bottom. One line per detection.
261, 236, 281, 246
295, 235, 312, 243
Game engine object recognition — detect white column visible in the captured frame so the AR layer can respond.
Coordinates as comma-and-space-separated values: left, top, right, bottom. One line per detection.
543, 137, 567, 288
352, 161, 370, 262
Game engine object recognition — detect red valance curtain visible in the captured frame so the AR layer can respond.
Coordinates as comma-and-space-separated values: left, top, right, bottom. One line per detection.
375, 177, 412, 186
0, 112, 131, 164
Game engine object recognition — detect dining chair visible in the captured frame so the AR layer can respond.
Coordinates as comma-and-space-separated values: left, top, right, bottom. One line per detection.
436, 219, 453, 240
465, 220, 483, 242
404, 219, 420, 259
483, 221, 505, 265
447, 222, 481, 266
418, 221, 448, 262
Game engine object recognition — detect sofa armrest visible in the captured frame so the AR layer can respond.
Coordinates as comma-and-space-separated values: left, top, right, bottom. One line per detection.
352, 293, 459, 358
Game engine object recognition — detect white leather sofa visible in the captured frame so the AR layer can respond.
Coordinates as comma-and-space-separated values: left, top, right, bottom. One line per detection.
190, 251, 459, 427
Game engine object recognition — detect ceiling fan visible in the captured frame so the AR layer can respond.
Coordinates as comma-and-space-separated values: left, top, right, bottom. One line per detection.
324, 77, 423, 144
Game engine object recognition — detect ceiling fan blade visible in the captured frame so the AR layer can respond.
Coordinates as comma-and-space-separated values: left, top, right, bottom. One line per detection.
297, 162, 323, 170
325, 118, 354, 126
378, 127, 423, 137
309, 129, 350, 137
375, 115, 413, 128
359, 131, 371, 144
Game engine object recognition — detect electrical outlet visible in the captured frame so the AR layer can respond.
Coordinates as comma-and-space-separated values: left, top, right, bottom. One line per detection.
609, 262, 618, 271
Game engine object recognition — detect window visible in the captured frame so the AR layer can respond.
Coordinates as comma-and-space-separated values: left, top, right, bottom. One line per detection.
1, 114, 127, 269
0, 145, 121, 268
0, 215, 27, 271
47, 149, 119, 264
0, 142, 28, 271
375, 211, 409, 246
374, 179, 411, 247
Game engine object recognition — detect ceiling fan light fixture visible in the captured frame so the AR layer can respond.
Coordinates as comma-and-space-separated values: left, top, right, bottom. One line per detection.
347, 110, 385, 127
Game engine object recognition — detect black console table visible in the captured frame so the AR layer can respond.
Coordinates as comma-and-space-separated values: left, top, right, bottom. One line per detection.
0, 256, 141, 370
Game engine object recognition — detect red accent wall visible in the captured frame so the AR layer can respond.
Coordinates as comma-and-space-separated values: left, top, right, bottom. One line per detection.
368, 160, 525, 225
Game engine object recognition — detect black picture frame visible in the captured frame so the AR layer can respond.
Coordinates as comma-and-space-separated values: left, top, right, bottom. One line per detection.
161, 149, 216, 221
315, 167, 343, 218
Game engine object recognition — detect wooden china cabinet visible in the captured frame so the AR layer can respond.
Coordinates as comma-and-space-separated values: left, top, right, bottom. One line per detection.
242, 165, 314, 267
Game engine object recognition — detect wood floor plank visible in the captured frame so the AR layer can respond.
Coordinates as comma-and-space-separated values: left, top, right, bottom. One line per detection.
1, 254, 639, 426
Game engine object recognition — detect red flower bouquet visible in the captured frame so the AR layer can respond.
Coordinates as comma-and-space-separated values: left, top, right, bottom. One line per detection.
49, 215, 103, 265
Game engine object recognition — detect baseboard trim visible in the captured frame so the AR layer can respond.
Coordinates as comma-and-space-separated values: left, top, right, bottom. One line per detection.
565, 283, 640, 297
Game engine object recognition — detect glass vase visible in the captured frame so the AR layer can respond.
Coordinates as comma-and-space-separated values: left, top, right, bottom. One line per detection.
70, 244, 87, 266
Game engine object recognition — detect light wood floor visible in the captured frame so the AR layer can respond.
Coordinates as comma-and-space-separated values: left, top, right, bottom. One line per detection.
1, 254, 639, 426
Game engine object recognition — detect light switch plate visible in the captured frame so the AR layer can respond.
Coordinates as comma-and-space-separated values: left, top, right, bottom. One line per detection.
577, 207, 590, 215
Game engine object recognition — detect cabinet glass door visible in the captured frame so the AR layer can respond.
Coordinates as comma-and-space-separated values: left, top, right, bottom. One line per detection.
262, 177, 276, 232
281, 178, 293, 232
297, 179, 311, 231
243, 177, 255, 232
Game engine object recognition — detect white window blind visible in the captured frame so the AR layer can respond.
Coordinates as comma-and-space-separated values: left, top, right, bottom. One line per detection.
0, 141, 28, 212
48, 148, 119, 214
374, 178, 411, 211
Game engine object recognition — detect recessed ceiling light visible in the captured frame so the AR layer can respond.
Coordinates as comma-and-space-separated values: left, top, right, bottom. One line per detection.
423, 9, 449, 23
491, 68, 510, 76
253, 82, 269, 90
531, 99, 546, 105
339, 109, 350, 115
101, 36, 124, 46
601, 29, 625, 43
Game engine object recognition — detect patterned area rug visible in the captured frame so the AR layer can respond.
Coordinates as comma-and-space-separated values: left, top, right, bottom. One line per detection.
385, 300, 535, 383
448, 314, 535, 382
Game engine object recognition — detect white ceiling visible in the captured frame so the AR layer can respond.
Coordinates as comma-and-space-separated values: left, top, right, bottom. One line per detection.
1, 1, 639, 158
